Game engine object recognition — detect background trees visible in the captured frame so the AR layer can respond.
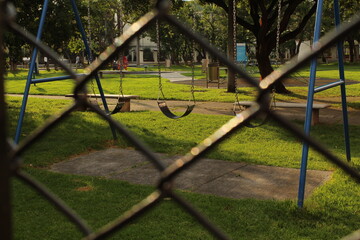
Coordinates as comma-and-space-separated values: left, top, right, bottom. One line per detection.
5, 0, 360, 93
5, 0, 123, 68
199, 0, 318, 93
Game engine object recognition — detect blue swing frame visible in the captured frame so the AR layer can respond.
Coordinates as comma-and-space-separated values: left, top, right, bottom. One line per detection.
297, 0, 351, 208
14, 0, 113, 143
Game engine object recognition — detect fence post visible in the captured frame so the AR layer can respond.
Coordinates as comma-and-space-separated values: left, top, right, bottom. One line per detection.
0, 0, 13, 239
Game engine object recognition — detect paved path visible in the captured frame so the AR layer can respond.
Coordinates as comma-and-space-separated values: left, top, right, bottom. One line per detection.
161, 71, 193, 82
51, 148, 332, 201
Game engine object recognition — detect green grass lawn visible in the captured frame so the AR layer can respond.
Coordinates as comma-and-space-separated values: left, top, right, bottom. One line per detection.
5, 63, 360, 106
6, 96, 360, 239
4, 68, 257, 102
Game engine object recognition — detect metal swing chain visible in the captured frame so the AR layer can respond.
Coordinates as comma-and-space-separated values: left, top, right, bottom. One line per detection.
87, 0, 92, 52
156, 19, 164, 100
190, 14, 196, 104
276, 0, 282, 62
87, 0, 98, 101
272, 0, 283, 109
232, 0, 243, 112
118, 10, 125, 101
190, 42, 195, 103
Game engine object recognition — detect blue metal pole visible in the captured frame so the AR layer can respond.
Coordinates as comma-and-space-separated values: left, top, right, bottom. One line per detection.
70, 0, 117, 139
30, 74, 85, 84
70, 0, 110, 113
314, 80, 344, 93
298, 0, 324, 208
70, 0, 93, 63
334, 0, 351, 161
14, 0, 50, 143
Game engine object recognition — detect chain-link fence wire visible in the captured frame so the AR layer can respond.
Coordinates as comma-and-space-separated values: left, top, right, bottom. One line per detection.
1, 0, 360, 239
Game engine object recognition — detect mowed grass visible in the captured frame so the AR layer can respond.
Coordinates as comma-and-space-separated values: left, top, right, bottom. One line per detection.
5, 63, 360, 105
8, 96, 360, 170
4, 68, 256, 102
6, 96, 360, 239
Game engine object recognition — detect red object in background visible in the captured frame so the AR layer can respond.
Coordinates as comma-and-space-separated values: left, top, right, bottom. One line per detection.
123, 56, 128, 70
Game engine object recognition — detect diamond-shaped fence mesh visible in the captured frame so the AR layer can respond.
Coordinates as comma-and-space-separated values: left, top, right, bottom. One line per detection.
1, 0, 360, 239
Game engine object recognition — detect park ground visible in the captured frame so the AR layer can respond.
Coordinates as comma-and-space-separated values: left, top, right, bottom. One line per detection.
4, 64, 360, 239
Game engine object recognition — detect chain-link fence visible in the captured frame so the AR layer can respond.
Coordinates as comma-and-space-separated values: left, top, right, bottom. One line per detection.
1, 0, 360, 239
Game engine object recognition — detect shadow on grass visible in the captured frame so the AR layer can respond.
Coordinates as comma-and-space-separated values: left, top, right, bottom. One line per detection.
7, 96, 358, 170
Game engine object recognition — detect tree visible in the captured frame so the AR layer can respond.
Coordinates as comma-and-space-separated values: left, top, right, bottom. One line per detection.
338, 0, 360, 63
200, 0, 317, 93
121, 0, 229, 64
7, 0, 82, 67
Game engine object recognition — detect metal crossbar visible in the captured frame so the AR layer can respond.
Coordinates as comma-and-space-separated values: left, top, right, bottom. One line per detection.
1, 0, 360, 239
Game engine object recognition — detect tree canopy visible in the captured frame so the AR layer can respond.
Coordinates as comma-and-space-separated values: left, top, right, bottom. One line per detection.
5, 0, 359, 93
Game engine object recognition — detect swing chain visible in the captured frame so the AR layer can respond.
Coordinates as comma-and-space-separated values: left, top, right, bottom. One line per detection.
276, 0, 282, 62
232, 0, 242, 110
190, 40, 195, 101
87, 0, 92, 52
156, 19, 163, 96
87, 0, 98, 101
190, 13, 196, 103
233, 0, 237, 66
118, 12, 124, 99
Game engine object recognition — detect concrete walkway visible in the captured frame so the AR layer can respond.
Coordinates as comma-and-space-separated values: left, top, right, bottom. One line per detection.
51, 148, 332, 201
162, 71, 193, 82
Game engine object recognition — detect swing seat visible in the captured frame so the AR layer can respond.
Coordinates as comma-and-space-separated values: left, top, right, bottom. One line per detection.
65, 94, 140, 112
109, 101, 125, 115
157, 101, 195, 119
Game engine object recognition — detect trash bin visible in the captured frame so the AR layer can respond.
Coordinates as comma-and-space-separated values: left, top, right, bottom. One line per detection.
207, 63, 219, 82
165, 59, 171, 68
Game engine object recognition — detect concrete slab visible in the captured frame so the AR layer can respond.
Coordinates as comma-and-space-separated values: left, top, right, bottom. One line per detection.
111, 158, 247, 190
51, 148, 332, 201
51, 148, 151, 176
195, 165, 332, 200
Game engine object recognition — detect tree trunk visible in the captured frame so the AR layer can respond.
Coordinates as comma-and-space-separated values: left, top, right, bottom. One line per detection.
10, 60, 16, 71
347, 38, 355, 63
256, 45, 291, 94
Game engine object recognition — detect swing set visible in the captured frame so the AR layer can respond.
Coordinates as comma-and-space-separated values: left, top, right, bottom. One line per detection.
155, 19, 196, 119
15, 0, 351, 209
15, 0, 199, 144
14, 0, 113, 144
229, 0, 351, 208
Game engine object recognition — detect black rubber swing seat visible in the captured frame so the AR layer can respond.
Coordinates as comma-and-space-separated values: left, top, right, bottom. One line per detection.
234, 111, 270, 128
109, 101, 125, 115
233, 101, 273, 128
157, 101, 195, 119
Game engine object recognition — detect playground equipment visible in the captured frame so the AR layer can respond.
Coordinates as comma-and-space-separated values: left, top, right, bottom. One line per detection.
2, 0, 360, 239
87, 1, 127, 115
230, 0, 350, 208
297, 0, 351, 208
14, 0, 113, 143
231, 0, 273, 128
108, 59, 126, 114
156, 19, 196, 119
